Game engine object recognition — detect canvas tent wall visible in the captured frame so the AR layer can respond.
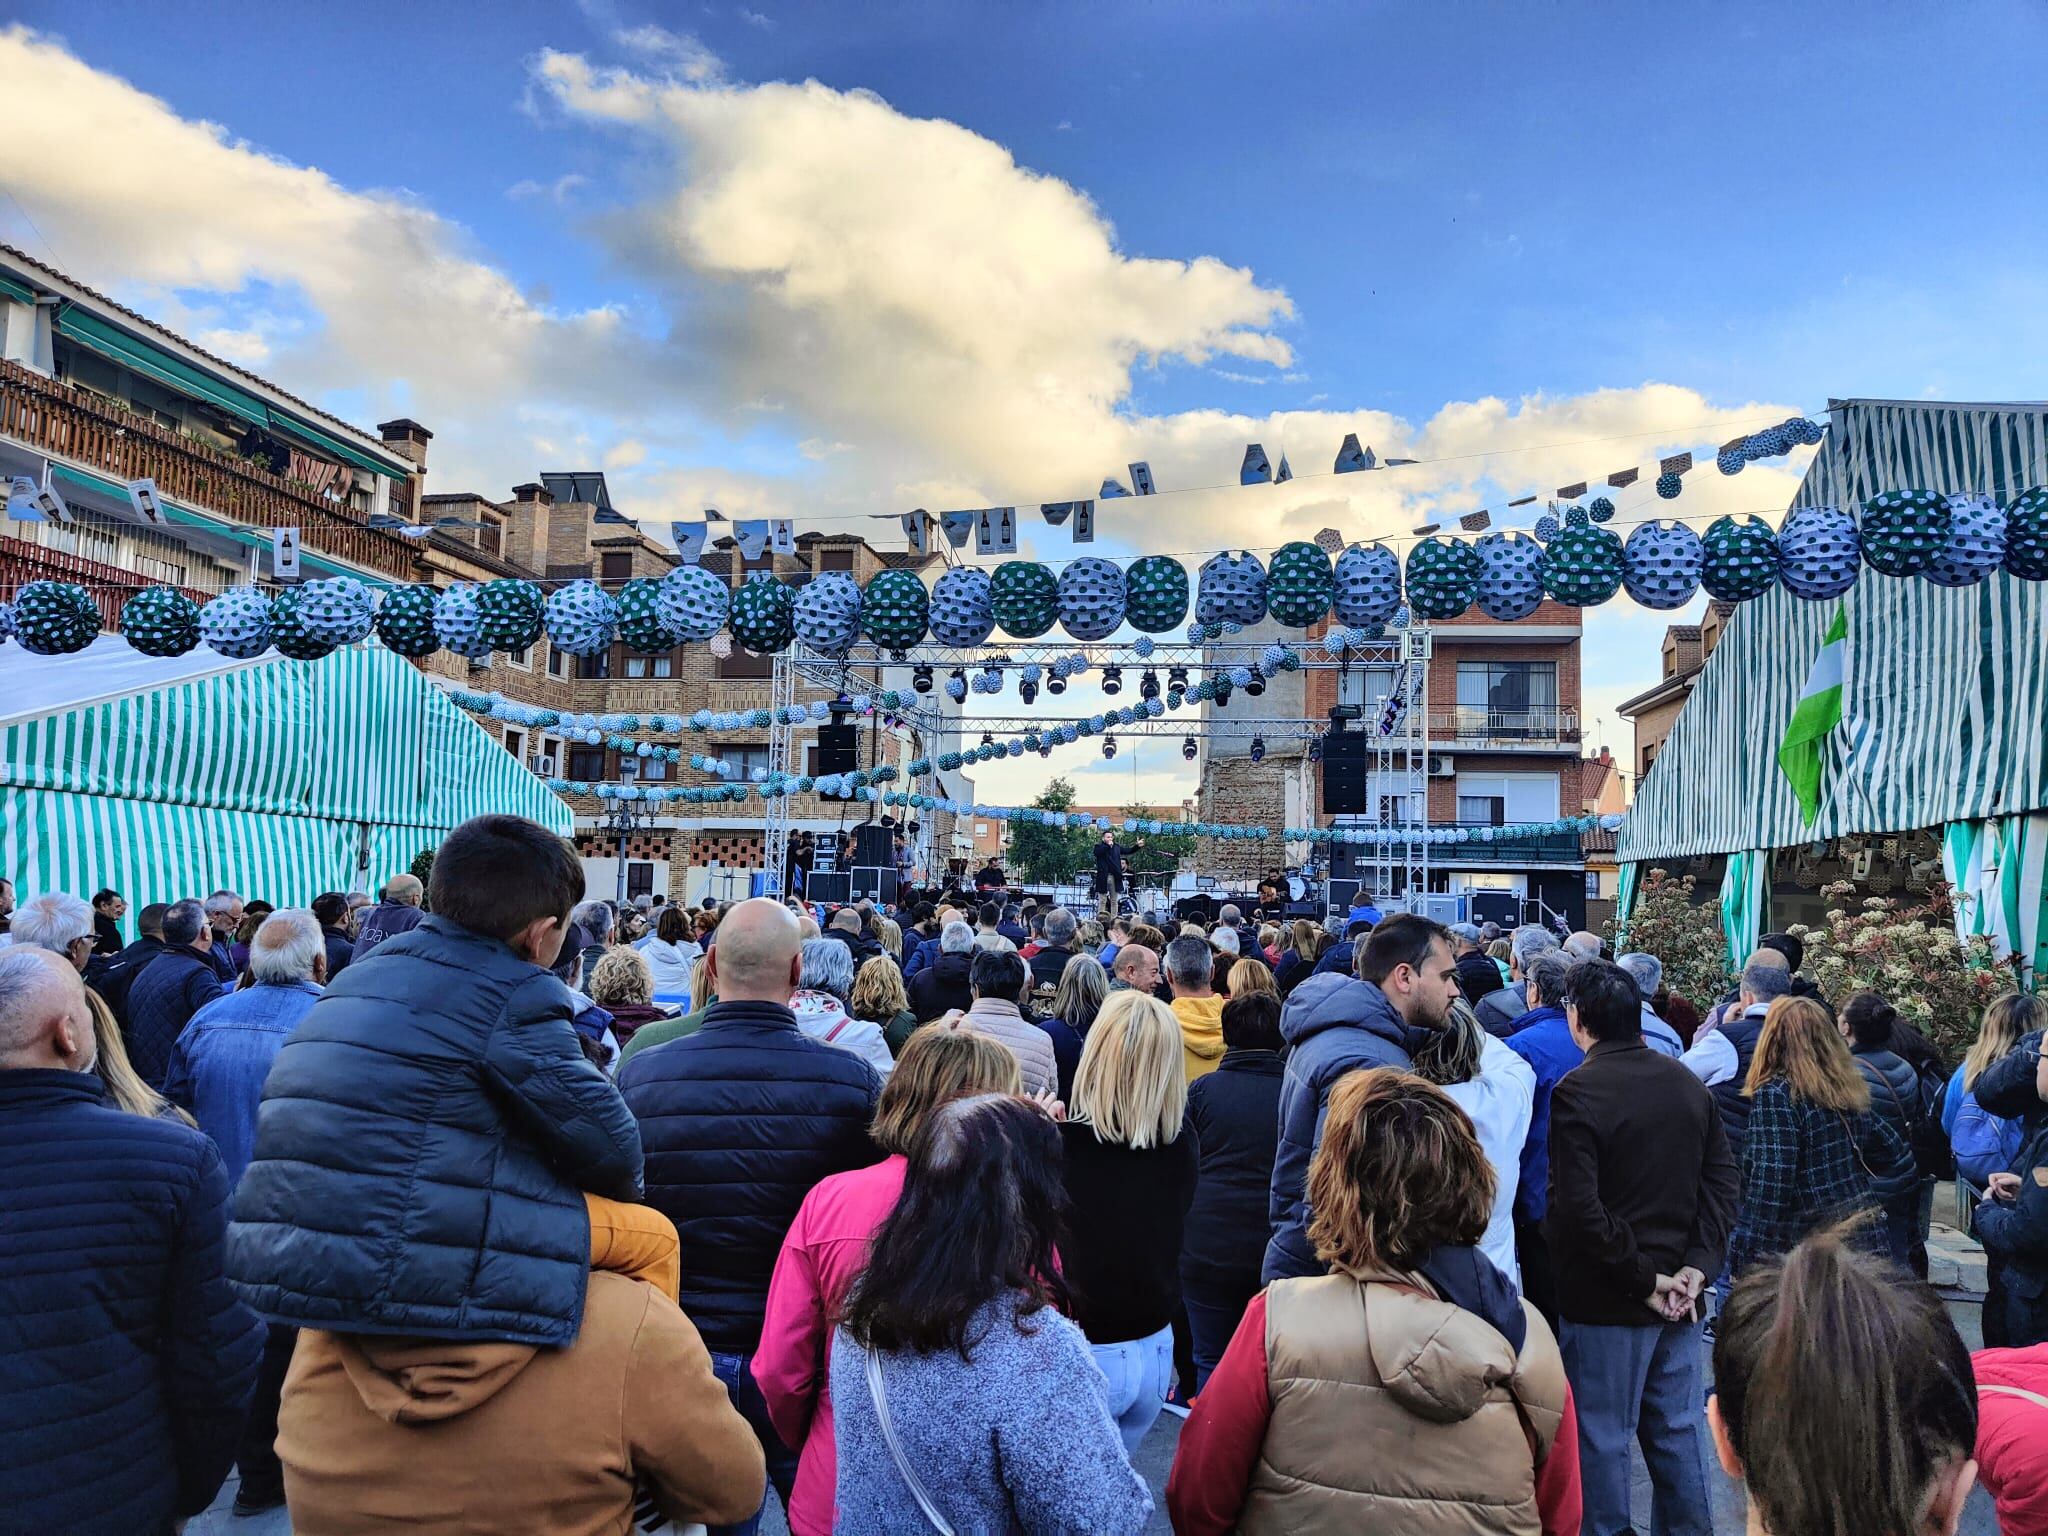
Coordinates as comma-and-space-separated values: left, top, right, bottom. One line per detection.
1, 638, 571, 916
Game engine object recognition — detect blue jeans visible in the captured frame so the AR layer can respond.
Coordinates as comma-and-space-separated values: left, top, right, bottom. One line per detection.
1090, 1325, 1175, 1455
708, 1350, 800, 1536
1560, 1318, 1713, 1536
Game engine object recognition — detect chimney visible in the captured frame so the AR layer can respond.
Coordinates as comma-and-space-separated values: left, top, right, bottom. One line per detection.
376, 418, 433, 469
502, 482, 557, 575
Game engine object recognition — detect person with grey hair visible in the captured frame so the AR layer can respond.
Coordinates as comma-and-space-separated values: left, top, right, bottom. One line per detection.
1029, 905, 1080, 992
909, 918, 976, 1021
8, 892, 96, 974
1166, 934, 1226, 1082
1448, 920, 1505, 1006
1616, 952, 1685, 1058
1502, 949, 1585, 1326
124, 898, 229, 1089
1477, 923, 1562, 1036
1686, 957, 1795, 1156
1564, 930, 1604, 963
351, 871, 425, 961
790, 936, 893, 1078
821, 905, 883, 968
202, 890, 245, 981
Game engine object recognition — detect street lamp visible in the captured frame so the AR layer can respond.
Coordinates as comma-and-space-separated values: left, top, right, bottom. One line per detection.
602, 798, 652, 906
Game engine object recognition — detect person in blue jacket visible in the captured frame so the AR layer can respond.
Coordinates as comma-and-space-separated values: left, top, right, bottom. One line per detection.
1504, 950, 1584, 1328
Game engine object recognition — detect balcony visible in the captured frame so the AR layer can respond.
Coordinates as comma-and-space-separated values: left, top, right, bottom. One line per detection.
1442, 825, 1585, 865
1427, 707, 1581, 748
0, 358, 420, 580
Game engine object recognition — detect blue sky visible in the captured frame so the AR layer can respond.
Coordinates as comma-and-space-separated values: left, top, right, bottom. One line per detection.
6, 2, 2045, 802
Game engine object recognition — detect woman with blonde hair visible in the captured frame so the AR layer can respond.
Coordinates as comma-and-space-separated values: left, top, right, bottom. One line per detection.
872, 915, 903, 963
1942, 992, 2044, 1188
1273, 918, 1324, 997
587, 946, 672, 1049
1060, 989, 1198, 1451
1728, 995, 1912, 1276
1225, 958, 1278, 1002
87, 990, 194, 1126
1041, 952, 1109, 1101
850, 954, 919, 1057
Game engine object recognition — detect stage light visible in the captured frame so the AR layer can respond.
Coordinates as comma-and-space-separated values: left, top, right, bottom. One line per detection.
1182, 735, 1198, 762
1102, 734, 1117, 759
981, 732, 994, 747
1308, 736, 1322, 763
1101, 665, 1123, 696
1047, 674, 1067, 695
912, 665, 934, 694
1020, 678, 1039, 704
1249, 736, 1266, 763
1168, 665, 1189, 690
1245, 675, 1265, 697
1139, 669, 1160, 701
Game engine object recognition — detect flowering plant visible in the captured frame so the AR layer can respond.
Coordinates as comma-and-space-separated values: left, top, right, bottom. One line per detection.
1616, 867, 1731, 1009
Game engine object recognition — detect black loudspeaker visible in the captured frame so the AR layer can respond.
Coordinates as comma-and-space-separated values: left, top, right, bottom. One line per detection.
1327, 878, 1362, 916
815, 724, 858, 776
807, 871, 852, 906
850, 822, 893, 871
1320, 731, 1372, 814
850, 867, 898, 903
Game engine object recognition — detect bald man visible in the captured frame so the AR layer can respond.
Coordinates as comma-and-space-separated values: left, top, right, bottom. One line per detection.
351, 872, 426, 960
616, 896, 881, 1527
0, 949, 264, 1532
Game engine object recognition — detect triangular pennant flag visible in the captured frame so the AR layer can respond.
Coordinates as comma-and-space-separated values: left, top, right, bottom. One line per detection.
1100, 477, 1131, 499
941, 510, 976, 548
769, 518, 795, 555
1556, 482, 1586, 500
1659, 452, 1694, 476
1608, 467, 1640, 488
1335, 434, 1374, 473
126, 478, 165, 525
1313, 527, 1345, 554
975, 507, 1017, 555
671, 520, 708, 563
1240, 443, 1273, 485
398, 524, 434, 540
1040, 502, 1074, 526
1459, 510, 1491, 532
1411, 523, 1440, 537
1128, 462, 1156, 495
1276, 454, 1293, 484
1072, 499, 1095, 543
901, 510, 930, 555
735, 519, 770, 560
6, 476, 43, 522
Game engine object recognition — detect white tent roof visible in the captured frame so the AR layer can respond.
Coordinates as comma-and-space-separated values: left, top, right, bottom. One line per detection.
1, 635, 272, 729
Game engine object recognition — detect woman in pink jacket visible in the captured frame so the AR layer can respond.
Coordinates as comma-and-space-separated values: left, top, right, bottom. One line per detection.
751, 1027, 1023, 1536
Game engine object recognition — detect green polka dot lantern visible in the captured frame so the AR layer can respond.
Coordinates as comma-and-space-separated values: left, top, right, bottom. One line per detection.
1621, 522, 1702, 610
654, 565, 729, 643
794, 571, 862, 653
1859, 489, 1951, 578
1775, 506, 1861, 601
372, 584, 440, 657
295, 576, 376, 646
433, 583, 493, 660
1123, 555, 1190, 633
1196, 552, 1268, 627
2005, 487, 2048, 581
120, 586, 200, 657
861, 568, 930, 652
543, 580, 617, 657
1540, 523, 1625, 607
1923, 494, 2006, 588
990, 562, 1058, 638
1403, 537, 1480, 620
1474, 532, 1544, 621
1266, 541, 1333, 627
13, 580, 100, 655
1333, 544, 1402, 628
0, 602, 13, 647
729, 574, 796, 653
1057, 557, 1126, 642
268, 588, 339, 661
929, 567, 995, 646
202, 587, 275, 659
615, 577, 676, 653
1699, 516, 1781, 603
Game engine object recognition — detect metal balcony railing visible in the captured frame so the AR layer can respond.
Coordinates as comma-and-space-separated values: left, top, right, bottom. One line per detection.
1428, 707, 1581, 745
1446, 824, 1585, 864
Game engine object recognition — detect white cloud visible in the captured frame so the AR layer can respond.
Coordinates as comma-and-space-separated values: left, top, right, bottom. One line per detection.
603, 437, 648, 470
739, 8, 775, 30
193, 327, 273, 364
506, 172, 590, 203
611, 23, 724, 82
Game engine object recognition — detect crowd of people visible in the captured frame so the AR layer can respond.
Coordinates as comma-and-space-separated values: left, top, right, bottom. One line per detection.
3, 838, 2047, 1534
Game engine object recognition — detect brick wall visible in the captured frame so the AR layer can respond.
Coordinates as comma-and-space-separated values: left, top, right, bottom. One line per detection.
1194, 752, 1293, 887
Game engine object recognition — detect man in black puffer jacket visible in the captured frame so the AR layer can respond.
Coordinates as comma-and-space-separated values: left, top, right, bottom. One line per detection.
618, 896, 882, 1529
228, 815, 644, 1349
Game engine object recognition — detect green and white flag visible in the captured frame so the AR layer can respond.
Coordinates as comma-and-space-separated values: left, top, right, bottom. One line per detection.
1777, 602, 1847, 824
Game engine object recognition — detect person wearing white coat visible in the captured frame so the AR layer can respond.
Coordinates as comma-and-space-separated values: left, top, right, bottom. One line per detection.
791, 938, 894, 1079
636, 908, 701, 1009
1420, 999, 1538, 1290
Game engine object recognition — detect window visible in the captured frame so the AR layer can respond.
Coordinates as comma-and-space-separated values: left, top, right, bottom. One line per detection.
626, 863, 656, 902
538, 735, 565, 775
714, 744, 772, 779
818, 548, 855, 572
478, 517, 503, 557
506, 645, 531, 670
717, 648, 773, 679
503, 727, 527, 761
1585, 872, 1602, 900
600, 552, 634, 583
975, 823, 990, 837
625, 654, 674, 679
567, 746, 608, 781
1455, 661, 1558, 736
578, 650, 612, 680
1337, 665, 1399, 712
546, 644, 568, 678
1455, 772, 1558, 825
639, 756, 668, 781
1458, 794, 1505, 826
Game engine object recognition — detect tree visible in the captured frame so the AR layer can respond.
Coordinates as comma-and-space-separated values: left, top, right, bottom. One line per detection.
1005, 778, 1096, 887
409, 848, 435, 910
1124, 809, 1195, 885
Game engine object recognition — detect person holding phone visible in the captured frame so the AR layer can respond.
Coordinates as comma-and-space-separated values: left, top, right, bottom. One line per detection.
1973, 1037, 2048, 1348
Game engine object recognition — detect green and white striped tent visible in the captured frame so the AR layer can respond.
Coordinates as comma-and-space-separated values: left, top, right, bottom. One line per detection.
1617, 399, 2048, 979
1, 638, 570, 917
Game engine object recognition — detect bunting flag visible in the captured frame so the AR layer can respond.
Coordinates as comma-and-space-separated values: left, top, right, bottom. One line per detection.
1100, 477, 1131, 499
1508, 494, 1537, 507
1240, 443, 1273, 485
1556, 481, 1586, 500
734, 519, 770, 560
1128, 462, 1156, 495
1072, 500, 1095, 543
1039, 502, 1075, 526
1276, 454, 1293, 484
940, 510, 976, 548
1459, 510, 1492, 532
975, 507, 1017, 554
769, 518, 795, 555
1313, 527, 1345, 554
1608, 468, 1640, 489
671, 520, 708, 563
6, 475, 41, 522
900, 511, 929, 555
1334, 434, 1374, 473
1778, 602, 1848, 824
1659, 452, 1694, 477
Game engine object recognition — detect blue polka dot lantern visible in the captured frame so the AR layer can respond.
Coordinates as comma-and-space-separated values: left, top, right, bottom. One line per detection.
1332, 543, 1402, 628
12, 580, 100, 656
433, 583, 493, 661
202, 586, 276, 659
1563, 504, 1591, 529
120, 586, 200, 657
1533, 513, 1560, 543
1716, 447, 1746, 476
1266, 540, 1333, 627
1196, 552, 1268, 627
268, 587, 339, 661
990, 562, 1058, 638
295, 576, 377, 646
1775, 506, 1861, 601
1539, 523, 1625, 607
1474, 531, 1545, 621
1923, 493, 2007, 589
1621, 522, 1701, 610
1057, 557, 1126, 642
543, 580, 617, 657
2004, 487, 2048, 581
1123, 555, 1189, 633
1655, 471, 1683, 500
929, 566, 995, 646
372, 584, 439, 657
654, 565, 729, 643
1699, 515, 1781, 603
1588, 497, 1616, 524
614, 577, 675, 653
729, 574, 796, 654
860, 568, 930, 652
794, 571, 863, 654
1859, 489, 1952, 578
1403, 537, 1480, 620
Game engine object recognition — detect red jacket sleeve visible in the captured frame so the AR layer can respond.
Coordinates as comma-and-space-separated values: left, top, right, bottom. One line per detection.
1165, 1290, 1270, 1536
1536, 1381, 1583, 1536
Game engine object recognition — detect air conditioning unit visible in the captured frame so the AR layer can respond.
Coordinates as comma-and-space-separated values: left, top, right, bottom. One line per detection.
528, 753, 557, 777
1428, 755, 1456, 777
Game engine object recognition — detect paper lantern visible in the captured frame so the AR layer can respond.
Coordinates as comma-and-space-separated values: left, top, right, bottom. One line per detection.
1776, 505, 1862, 601
1655, 472, 1683, 500
1922, 493, 2006, 588
12, 580, 100, 656
2004, 487, 2048, 581
373, 584, 440, 657
1859, 488, 1952, 578
654, 565, 730, 643
1196, 552, 1268, 626
1588, 496, 1616, 524
543, 580, 617, 657
0, 602, 13, 646
1533, 513, 1560, 543
269, 588, 339, 661
295, 576, 376, 646
120, 586, 200, 657
794, 570, 863, 653
433, 584, 493, 660
929, 567, 996, 646
1057, 557, 1126, 641
201, 587, 276, 659
1539, 524, 1625, 607
1403, 537, 1480, 620
861, 568, 930, 652
1332, 543, 1402, 628
729, 574, 796, 653
1474, 532, 1545, 621
990, 562, 1058, 638
1699, 515, 1781, 603
1266, 540, 1334, 627
1563, 505, 1590, 529
1115, 555, 1183, 634
1788, 417, 1824, 447
615, 577, 677, 653
1716, 448, 1746, 476
1620, 522, 1701, 610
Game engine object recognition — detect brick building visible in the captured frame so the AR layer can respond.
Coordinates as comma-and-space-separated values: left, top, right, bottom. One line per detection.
1614, 602, 1736, 786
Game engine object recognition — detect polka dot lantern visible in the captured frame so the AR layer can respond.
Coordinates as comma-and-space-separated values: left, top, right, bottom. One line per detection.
1474, 531, 1545, 621
1775, 505, 1861, 601
861, 568, 930, 652
1266, 540, 1334, 627
12, 580, 100, 656
729, 574, 796, 654
1717, 448, 1746, 476
288, 576, 374, 648
1699, 515, 1781, 603
1923, 493, 2007, 588
794, 571, 863, 654
1620, 522, 1701, 610
1196, 552, 1268, 627
433, 583, 493, 661
614, 577, 675, 653
1655, 472, 1683, 500
929, 566, 995, 646
1539, 523, 1626, 607
469, 577, 545, 652
120, 586, 200, 657
1057, 557, 1126, 642
0, 602, 13, 647
543, 580, 617, 657
268, 588, 339, 661
1859, 489, 1952, 578
202, 586, 277, 659
1332, 543, 1402, 628
2004, 487, 2048, 581
1533, 513, 1560, 543
1563, 505, 1591, 529
990, 562, 1058, 638
1114, 554, 1184, 634
1403, 537, 1480, 620
654, 565, 730, 643
1588, 497, 1616, 524
372, 584, 440, 657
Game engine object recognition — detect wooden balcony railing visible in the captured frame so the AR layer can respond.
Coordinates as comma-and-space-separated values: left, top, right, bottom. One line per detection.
0, 358, 420, 580
0, 535, 212, 630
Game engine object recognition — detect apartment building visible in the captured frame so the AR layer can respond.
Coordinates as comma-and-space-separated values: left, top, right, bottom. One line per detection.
1614, 602, 1736, 786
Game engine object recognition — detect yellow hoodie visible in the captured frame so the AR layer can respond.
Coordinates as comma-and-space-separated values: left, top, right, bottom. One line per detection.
1172, 994, 1228, 1082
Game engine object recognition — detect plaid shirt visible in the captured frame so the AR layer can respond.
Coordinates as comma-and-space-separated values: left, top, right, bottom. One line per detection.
1729, 1078, 1907, 1276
